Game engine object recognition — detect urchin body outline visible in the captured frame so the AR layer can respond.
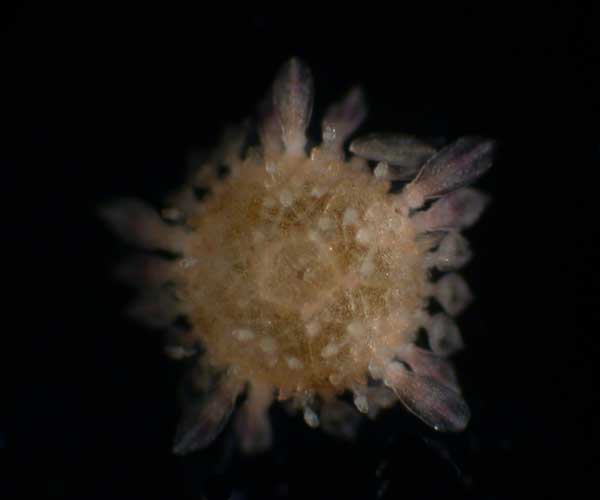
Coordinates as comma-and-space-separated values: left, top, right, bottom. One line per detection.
102, 58, 494, 454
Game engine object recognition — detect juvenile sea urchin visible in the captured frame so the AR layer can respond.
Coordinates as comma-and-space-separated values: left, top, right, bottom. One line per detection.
102, 58, 494, 454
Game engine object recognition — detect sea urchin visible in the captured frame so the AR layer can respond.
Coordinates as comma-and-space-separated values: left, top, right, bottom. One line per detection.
101, 58, 494, 455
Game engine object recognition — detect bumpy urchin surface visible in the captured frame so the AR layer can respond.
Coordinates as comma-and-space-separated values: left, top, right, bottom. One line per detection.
101, 58, 494, 455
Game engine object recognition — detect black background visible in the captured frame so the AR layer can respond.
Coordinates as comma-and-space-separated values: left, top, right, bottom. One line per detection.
3, 3, 591, 498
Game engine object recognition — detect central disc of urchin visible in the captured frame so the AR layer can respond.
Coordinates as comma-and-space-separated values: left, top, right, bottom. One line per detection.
177, 155, 428, 394
257, 236, 337, 310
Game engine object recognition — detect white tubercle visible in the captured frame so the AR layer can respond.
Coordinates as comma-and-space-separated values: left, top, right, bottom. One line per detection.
252, 231, 265, 244
321, 343, 340, 358
279, 189, 294, 207
265, 162, 277, 175
310, 185, 325, 198
305, 320, 320, 338
355, 227, 373, 244
318, 216, 333, 231
346, 320, 364, 337
259, 336, 277, 353
360, 258, 375, 277
307, 229, 319, 242
286, 356, 303, 369
232, 328, 255, 341
342, 207, 359, 226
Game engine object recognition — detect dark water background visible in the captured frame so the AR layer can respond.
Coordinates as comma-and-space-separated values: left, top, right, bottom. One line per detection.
4, 3, 589, 498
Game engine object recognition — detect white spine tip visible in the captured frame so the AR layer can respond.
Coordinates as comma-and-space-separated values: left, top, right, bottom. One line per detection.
179, 257, 198, 269
368, 361, 384, 379
353, 394, 369, 414
373, 161, 389, 180
161, 207, 185, 223
303, 407, 320, 428
164, 345, 196, 360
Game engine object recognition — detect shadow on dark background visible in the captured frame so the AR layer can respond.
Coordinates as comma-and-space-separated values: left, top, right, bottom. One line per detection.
3, 2, 591, 498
